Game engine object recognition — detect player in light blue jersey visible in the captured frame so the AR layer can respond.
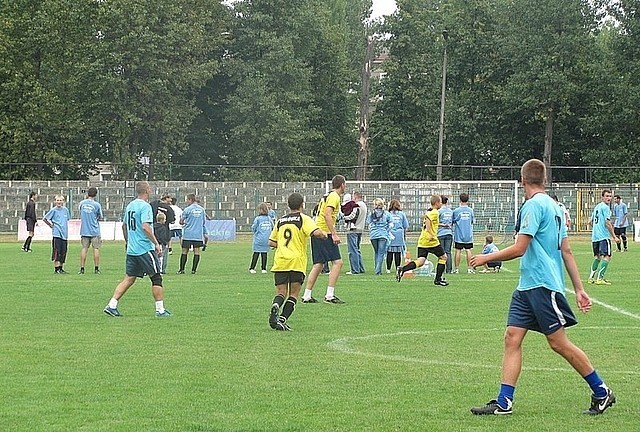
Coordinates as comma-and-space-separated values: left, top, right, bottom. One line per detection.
78, 187, 104, 274
103, 181, 170, 318
437, 195, 454, 273
470, 159, 615, 416
43, 195, 71, 274
613, 194, 629, 252
177, 193, 207, 274
588, 189, 619, 285
452, 193, 475, 273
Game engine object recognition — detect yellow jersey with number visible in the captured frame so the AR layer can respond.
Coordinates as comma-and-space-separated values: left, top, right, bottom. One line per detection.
417, 208, 440, 248
270, 212, 319, 273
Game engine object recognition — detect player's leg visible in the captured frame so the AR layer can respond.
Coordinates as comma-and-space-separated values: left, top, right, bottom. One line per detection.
191, 247, 201, 273
249, 252, 259, 272
178, 242, 189, 274
260, 252, 267, 272
302, 263, 323, 302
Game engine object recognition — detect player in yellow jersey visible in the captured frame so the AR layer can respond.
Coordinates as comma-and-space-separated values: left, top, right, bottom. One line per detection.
301, 175, 347, 304
396, 194, 449, 286
268, 193, 327, 331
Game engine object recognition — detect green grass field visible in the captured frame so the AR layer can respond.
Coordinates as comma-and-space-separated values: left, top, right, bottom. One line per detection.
1, 236, 638, 431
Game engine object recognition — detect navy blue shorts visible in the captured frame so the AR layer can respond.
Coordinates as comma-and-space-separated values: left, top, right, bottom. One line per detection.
171, 229, 182, 239
507, 287, 577, 335
454, 242, 473, 250
274, 271, 305, 286
126, 251, 161, 278
51, 237, 68, 263
311, 236, 341, 264
592, 239, 611, 257
182, 239, 204, 249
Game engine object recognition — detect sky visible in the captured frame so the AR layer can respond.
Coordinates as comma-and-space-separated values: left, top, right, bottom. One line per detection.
371, 0, 397, 19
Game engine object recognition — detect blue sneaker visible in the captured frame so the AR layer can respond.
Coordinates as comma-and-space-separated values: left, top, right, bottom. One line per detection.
103, 306, 121, 317
155, 309, 172, 318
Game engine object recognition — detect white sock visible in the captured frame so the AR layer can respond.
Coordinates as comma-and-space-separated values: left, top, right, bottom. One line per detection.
302, 289, 313, 301
108, 298, 118, 309
326, 286, 335, 299
155, 300, 165, 313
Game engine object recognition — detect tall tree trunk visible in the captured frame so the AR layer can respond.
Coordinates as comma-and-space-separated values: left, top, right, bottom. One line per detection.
544, 107, 554, 184
357, 36, 375, 181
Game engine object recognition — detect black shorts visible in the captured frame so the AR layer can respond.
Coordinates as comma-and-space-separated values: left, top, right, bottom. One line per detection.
182, 240, 204, 249
51, 237, 68, 263
274, 271, 305, 286
614, 227, 627, 236
417, 245, 445, 259
454, 242, 473, 250
311, 236, 341, 264
26, 218, 36, 232
126, 251, 162, 278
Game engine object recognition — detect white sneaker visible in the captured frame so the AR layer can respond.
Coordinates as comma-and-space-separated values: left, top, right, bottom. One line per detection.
249, 269, 256, 274
345, 271, 353, 275
468, 268, 475, 274
386, 269, 391, 274
261, 269, 267, 274
452, 269, 459, 274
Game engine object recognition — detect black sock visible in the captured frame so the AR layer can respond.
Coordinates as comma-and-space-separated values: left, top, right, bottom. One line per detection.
403, 261, 417, 272
94, 266, 99, 271
272, 294, 285, 309
192, 255, 200, 272
179, 254, 187, 271
281, 296, 297, 320
435, 262, 445, 281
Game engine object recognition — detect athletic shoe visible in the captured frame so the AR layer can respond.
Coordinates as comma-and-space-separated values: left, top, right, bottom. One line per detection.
21, 247, 29, 252
249, 269, 256, 274
155, 310, 172, 318
176, 270, 185, 274
595, 279, 611, 285
587, 278, 595, 284
468, 268, 475, 274
471, 399, 513, 415
273, 317, 292, 331
479, 269, 490, 273
94, 269, 101, 274
78, 269, 85, 274
452, 269, 459, 274
201, 245, 207, 251
261, 269, 267, 274
396, 267, 405, 283
269, 304, 279, 329
583, 388, 616, 415
55, 269, 68, 274
302, 297, 318, 304
624, 248, 628, 252
103, 306, 121, 317
191, 270, 197, 274
345, 271, 354, 275
386, 269, 391, 274
434, 279, 449, 286
324, 296, 345, 304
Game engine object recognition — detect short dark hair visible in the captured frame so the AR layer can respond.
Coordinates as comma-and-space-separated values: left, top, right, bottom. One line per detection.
87, 187, 98, 197
331, 175, 346, 190
288, 193, 304, 211
459, 193, 469, 203
29, 191, 37, 199
614, 194, 621, 199
441, 195, 448, 205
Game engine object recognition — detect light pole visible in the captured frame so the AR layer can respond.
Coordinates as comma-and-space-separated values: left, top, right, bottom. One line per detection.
436, 30, 448, 181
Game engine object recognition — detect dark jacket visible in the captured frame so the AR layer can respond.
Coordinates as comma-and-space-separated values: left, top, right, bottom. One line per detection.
154, 222, 171, 246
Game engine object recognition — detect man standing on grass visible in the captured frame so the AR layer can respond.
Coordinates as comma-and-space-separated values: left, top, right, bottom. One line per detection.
613, 194, 629, 252
78, 187, 104, 274
469, 159, 615, 416
301, 175, 346, 304
588, 189, 619, 285
177, 193, 206, 275
103, 181, 171, 318
452, 193, 475, 273
22, 191, 38, 252
268, 193, 327, 331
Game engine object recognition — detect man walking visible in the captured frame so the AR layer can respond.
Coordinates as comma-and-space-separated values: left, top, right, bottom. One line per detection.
588, 189, 619, 285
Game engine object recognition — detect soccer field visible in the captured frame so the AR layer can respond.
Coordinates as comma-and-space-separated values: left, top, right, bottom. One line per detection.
1, 237, 638, 431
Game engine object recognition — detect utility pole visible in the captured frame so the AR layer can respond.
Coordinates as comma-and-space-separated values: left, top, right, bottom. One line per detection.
357, 36, 376, 181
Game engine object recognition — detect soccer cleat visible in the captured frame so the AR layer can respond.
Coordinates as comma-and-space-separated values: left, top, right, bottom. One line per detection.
396, 266, 405, 283
269, 304, 280, 329
191, 270, 197, 274
324, 296, 345, 304
583, 388, 616, 415
471, 399, 513, 415
155, 309, 172, 318
273, 317, 292, 331
55, 269, 68, 274
78, 268, 85, 274
95, 269, 101, 274
386, 269, 391, 274
261, 269, 268, 274
452, 269, 459, 274
302, 297, 318, 304
468, 268, 475, 274
103, 306, 121, 317
249, 269, 256, 274
587, 278, 595, 284
434, 279, 450, 286
176, 270, 185, 274
595, 279, 611, 285
21, 247, 29, 252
